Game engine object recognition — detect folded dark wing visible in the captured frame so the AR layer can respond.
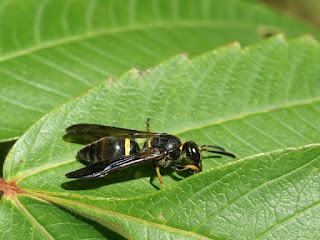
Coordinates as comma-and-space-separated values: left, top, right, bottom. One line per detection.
64, 123, 159, 144
65, 149, 164, 179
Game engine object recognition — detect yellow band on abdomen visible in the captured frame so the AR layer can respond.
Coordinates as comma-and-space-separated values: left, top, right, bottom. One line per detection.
125, 138, 131, 156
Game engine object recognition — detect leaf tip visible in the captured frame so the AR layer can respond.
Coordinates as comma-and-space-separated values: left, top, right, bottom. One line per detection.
106, 77, 116, 84
179, 51, 188, 57
225, 41, 241, 49
129, 66, 154, 77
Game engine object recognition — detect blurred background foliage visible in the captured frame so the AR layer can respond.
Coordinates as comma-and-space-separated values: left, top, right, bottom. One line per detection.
261, 0, 320, 28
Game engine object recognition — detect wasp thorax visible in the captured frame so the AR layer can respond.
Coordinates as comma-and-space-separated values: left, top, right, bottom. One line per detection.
148, 134, 182, 160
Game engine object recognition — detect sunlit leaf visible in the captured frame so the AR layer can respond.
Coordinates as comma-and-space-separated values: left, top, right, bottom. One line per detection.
1, 35, 319, 239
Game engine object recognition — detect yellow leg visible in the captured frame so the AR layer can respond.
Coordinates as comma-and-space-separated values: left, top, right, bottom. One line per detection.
155, 166, 166, 188
174, 165, 199, 171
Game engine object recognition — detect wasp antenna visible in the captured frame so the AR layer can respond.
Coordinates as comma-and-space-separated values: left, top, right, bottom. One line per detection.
201, 149, 236, 158
201, 145, 226, 152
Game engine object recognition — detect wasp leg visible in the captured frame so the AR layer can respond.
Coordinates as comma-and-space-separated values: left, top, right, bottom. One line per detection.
172, 165, 199, 171
146, 118, 151, 133
155, 165, 166, 188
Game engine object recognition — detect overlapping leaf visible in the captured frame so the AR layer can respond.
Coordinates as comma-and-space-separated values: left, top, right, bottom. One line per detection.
1, 36, 320, 239
1, 0, 319, 142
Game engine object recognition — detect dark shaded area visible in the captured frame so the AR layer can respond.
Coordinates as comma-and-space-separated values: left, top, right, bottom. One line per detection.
258, 26, 282, 39
62, 161, 186, 191
62, 156, 221, 191
63, 122, 155, 145
55, 204, 127, 240
63, 133, 99, 145
0, 140, 16, 178
62, 162, 158, 190
262, 0, 320, 28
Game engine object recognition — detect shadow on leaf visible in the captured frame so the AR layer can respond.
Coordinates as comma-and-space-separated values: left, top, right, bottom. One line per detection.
55, 203, 127, 239
61, 161, 198, 191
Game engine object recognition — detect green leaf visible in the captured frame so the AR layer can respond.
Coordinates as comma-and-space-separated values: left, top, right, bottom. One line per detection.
0, 196, 125, 239
1, 0, 319, 142
42, 144, 320, 239
1, 36, 319, 238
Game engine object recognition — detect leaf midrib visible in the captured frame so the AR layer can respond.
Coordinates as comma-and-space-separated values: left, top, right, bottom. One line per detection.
22, 192, 212, 240
14, 144, 320, 205
9, 97, 320, 183
12, 195, 54, 239
13, 144, 320, 240
1, 20, 267, 63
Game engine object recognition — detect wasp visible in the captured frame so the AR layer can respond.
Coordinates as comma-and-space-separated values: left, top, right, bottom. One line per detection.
65, 120, 236, 187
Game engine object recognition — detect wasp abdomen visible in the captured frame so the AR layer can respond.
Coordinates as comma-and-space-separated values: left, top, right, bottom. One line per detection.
76, 137, 140, 163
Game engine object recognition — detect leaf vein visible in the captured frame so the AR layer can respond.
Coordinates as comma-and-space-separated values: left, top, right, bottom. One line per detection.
34, 0, 50, 44
241, 118, 286, 147
78, 41, 129, 67
0, 66, 72, 98
192, 148, 320, 232
173, 98, 320, 136
0, 95, 44, 112
56, 46, 112, 76
0, 21, 258, 63
256, 175, 320, 238
12, 195, 54, 239
268, 112, 311, 142
30, 53, 91, 86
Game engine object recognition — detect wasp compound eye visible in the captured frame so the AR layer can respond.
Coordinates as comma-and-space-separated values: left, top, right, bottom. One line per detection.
183, 141, 201, 163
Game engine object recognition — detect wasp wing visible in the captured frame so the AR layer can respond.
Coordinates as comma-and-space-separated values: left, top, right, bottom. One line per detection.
65, 149, 164, 179
65, 124, 159, 144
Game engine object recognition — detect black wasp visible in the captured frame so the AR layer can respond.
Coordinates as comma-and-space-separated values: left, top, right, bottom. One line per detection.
65, 120, 236, 187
